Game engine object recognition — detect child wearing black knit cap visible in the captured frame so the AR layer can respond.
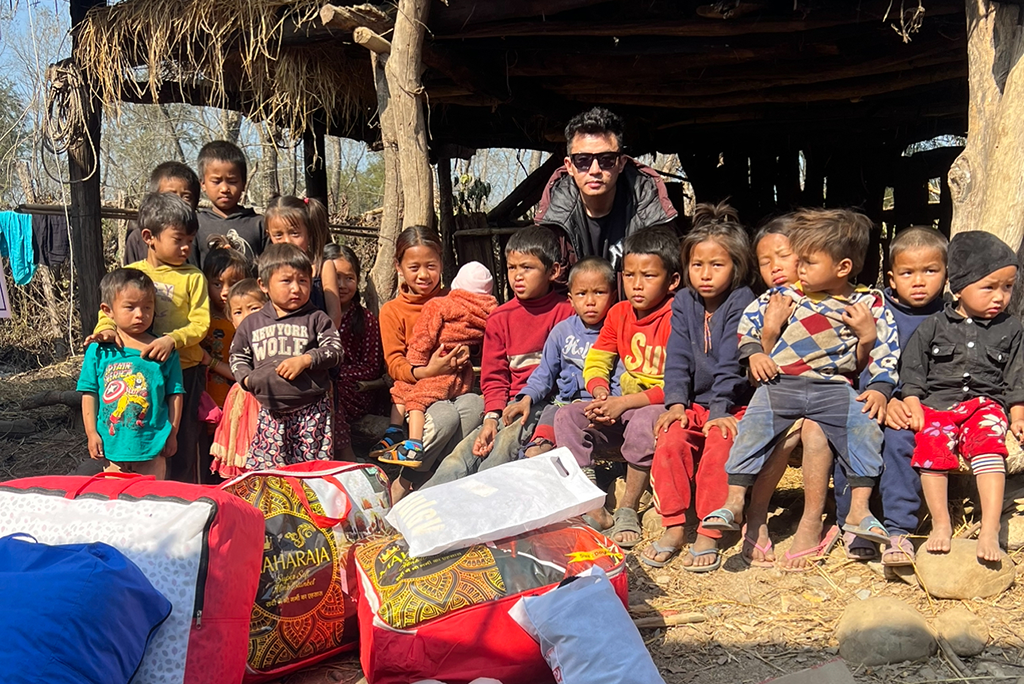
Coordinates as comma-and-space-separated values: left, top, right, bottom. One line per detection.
901, 230, 1024, 562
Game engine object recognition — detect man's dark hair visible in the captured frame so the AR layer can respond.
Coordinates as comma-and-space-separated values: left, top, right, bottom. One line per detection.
505, 227, 561, 270
148, 161, 200, 209
623, 227, 682, 277
100, 267, 155, 307
138, 192, 199, 237
258, 243, 313, 283
197, 140, 248, 184
565, 107, 625, 154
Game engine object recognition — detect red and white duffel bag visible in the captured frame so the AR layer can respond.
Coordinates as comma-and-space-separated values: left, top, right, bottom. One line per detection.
0, 473, 264, 684
221, 461, 391, 682
353, 520, 628, 684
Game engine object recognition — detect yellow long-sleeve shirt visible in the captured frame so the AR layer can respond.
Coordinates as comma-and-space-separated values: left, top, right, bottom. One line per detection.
94, 260, 210, 369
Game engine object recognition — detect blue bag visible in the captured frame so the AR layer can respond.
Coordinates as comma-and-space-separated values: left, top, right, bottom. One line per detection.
0, 534, 172, 684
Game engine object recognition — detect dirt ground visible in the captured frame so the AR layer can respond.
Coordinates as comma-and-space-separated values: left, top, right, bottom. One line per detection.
3, 362, 1023, 684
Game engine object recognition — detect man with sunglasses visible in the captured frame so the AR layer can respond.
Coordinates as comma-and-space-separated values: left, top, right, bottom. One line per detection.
536, 107, 678, 272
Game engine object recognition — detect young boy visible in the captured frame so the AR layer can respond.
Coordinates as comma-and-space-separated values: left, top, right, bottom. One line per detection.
421, 227, 574, 487
504, 256, 619, 457
705, 209, 900, 570
195, 141, 265, 266
833, 227, 948, 565
78, 268, 184, 479
124, 162, 201, 265
229, 243, 342, 468
554, 227, 681, 549
901, 231, 1024, 563
86, 192, 210, 484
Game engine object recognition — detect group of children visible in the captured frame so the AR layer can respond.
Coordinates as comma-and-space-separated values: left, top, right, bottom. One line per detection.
78, 141, 384, 484
76, 143, 1022, 571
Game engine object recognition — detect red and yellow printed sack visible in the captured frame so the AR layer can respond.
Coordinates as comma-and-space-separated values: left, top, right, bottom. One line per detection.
222, 461, 391, 682
353, 520, 627, 684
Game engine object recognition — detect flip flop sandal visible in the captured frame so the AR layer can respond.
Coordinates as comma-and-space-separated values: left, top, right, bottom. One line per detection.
682, 547, 722, 573
882, 535, 916, 567
608, 507, 643, 549
640, 541, 682, 568
779, 524, 841, 573
842, 515, 890, 545
842, 531, 880, 562
376, 440, 424, 468
370, 426, 406, 459
701, 507, 741, 532
741, 527, 775, 568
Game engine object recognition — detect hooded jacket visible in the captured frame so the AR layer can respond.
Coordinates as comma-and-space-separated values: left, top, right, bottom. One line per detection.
535, 157, 678, 269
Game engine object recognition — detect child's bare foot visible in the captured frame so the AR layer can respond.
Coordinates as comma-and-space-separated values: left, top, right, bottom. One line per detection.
925, 524, 952, 553
778, 518, 824, 571
641, 525, 686, 567
679, 533, 720, 571
976, 530, 1003, 562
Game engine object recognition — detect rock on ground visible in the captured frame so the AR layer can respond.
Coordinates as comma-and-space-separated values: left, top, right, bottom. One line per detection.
908, 539, 1016, 599
933, 606, 989, 657
1008, 515, 1024, 551
836, 596, 936, 665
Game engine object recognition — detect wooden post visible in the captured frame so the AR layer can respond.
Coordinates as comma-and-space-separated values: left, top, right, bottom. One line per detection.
70, 0, 106, 336
386, 0, 433, 229
303, 125, 329, 206
365, 50, 404, 311
436, 156, 457, 286
949, 1, 1024, 283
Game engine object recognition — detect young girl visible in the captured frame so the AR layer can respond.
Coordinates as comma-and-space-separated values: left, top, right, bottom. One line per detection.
641, 202, 755, 572
201, 243, 253, 407
210, 279, 267, 478
375, 226, 482, 501
265, 195, 342, 327
323, 243, 386, 461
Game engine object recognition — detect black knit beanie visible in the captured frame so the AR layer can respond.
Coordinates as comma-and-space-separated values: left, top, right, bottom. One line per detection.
947, 231, 1018, 293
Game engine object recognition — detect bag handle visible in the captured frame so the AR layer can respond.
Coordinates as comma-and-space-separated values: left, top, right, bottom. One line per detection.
67, 472, 155, 499
283, 476, 350, 529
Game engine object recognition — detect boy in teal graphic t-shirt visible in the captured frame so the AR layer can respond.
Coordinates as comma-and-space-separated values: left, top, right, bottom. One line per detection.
78, 268, 185, 479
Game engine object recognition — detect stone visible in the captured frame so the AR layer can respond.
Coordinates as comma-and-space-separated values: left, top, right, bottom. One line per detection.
1008, 515, 1024, 551
914, 539, 1016, 599
835, 597, 936, 665
934, 606, 989, 656
642, 507, 665, 537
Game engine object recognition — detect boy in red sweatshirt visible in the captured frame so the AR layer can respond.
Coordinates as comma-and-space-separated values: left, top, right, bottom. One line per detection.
422, 228, 574, 487
554, 227, 681, 548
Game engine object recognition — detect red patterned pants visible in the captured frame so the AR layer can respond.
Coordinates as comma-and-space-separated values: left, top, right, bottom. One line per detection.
912, 397, 1007, 474
248, 393, 333, 470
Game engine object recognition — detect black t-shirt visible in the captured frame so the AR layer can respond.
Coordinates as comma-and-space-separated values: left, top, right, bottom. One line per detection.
584, 185, 628, 268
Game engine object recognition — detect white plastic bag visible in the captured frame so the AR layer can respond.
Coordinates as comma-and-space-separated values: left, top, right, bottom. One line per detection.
385, 448, 605, 557
509, 567, 665, 684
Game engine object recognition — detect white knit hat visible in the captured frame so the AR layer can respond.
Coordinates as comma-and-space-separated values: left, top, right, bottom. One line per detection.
451, 261, 494, 295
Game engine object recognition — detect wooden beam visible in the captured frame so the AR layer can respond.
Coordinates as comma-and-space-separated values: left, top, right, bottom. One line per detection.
487, 153, 563, 224
319, 3, 392, 34
429, 0, 608, 33
436, 156, 457, 287
70, 0, 106, 337
354, 27, 392, 54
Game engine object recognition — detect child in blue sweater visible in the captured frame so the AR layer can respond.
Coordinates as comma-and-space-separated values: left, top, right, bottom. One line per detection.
833, 226, 948, 565
504, 257, 618, 457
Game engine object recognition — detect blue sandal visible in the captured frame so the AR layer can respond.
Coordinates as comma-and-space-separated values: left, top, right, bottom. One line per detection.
370, 425, 406, 459
842, 515, 890, 545
377, 439, 424, 468
682, 547, 722, 573
701, 508, 741, 532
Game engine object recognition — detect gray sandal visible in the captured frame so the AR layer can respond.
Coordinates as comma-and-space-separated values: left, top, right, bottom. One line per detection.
640, 541, 681, 568
683, 547, 722, 573
608, 507, 642, 549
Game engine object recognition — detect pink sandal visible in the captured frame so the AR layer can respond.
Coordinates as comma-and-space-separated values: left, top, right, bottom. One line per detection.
741, 525, 775, 568
779, 525, 840, 573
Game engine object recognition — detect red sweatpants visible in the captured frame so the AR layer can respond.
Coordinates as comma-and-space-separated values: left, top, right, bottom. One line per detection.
650, 404, 743, 539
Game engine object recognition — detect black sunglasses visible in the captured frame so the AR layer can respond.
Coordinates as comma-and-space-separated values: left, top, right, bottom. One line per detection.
570, 152, 622, 172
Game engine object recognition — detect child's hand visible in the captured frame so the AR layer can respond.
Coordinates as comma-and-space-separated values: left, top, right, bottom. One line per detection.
857, 389, 887, 423
84, 329, 119, 348
843, 302, 876, 343
276, 354, 312, 380
763, 293, 794, 338
1011, 420, 1024, 443
594, 396, 630, 423
86, 432, 105, 460
161, 432, 178, 458
584, 397, 616, 425
473, 420, 499, 457
885, 398, 912, 430
141, 335, 177, 362
748, 353, 779, 383
704, 416, 739, 439
503, 396, 531, 426
907, 401, 925, 432
654, 405, 688, 435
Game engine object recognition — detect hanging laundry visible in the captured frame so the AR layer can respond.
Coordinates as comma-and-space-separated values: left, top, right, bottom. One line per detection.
0, 212, 36, 285
31, 213, 70, 267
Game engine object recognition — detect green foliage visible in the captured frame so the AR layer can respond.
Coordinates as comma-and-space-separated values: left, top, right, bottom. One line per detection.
453, 173, 491, 215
